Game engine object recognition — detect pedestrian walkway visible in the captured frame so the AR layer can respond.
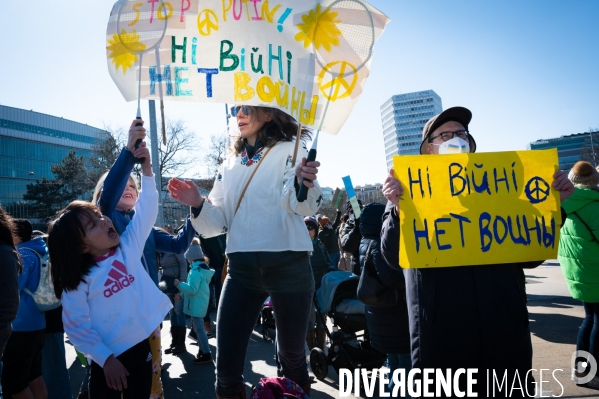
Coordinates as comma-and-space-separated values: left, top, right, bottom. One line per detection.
64, 260, 599, 398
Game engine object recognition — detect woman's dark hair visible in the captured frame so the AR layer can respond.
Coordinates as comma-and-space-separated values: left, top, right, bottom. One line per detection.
47, 201, 104, 298
232, 106, 312, 155
0, 206, 17, 249
0, 206, 22, 273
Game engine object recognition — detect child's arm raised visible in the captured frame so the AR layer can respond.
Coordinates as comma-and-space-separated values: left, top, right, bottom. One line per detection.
98, 120, 146, 215
120, 143, 158, 258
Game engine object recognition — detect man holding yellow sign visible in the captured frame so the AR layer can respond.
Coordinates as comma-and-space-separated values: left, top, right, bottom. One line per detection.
380, 106, 574, 397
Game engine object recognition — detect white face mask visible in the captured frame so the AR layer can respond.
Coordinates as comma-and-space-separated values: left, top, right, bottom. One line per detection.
434, 137, 470, 154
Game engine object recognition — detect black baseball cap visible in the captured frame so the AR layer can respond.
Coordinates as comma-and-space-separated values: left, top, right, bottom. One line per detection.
419, 106, 477, 154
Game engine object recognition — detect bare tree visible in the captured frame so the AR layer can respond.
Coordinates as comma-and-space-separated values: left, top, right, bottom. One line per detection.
203, 133, 229, 178
156, 119, 200, 185
152, 119, 201, 226
88, 125, 125, 184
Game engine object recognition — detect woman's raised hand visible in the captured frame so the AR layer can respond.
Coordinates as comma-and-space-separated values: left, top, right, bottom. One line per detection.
295, 157, 321, 188
382, 168, 404, 209
168, 178, 204, 208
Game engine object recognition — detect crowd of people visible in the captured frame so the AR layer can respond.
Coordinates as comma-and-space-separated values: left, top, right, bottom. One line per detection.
0, 104, 597, 399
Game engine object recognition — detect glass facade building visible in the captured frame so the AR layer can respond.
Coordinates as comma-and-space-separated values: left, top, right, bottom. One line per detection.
527, 133, 596, 172
380, 90, 443, 169
0, 105, 107, 219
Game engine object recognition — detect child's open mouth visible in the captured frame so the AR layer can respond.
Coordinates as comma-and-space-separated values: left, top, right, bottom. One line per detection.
108, 226, 118, 239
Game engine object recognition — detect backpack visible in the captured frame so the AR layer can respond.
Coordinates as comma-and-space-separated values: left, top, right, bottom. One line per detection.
250, 377, 308, 399
21, 248, 61, 312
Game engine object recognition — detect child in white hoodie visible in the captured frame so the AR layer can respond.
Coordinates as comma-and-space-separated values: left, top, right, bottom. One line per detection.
47, 142, 171, 398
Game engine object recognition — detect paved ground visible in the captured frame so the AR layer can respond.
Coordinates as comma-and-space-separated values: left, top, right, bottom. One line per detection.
64, 260, 599, 398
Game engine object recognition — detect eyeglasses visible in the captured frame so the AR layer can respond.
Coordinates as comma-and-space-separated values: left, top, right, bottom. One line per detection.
230, 105, 251, 117
306, 225, 316, 231
428, 130, 469, 142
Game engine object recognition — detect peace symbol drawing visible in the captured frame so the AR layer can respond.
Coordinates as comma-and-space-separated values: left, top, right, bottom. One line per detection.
317, 61, 358, 101
525, 177, 551, 204
197, 9, 218, 36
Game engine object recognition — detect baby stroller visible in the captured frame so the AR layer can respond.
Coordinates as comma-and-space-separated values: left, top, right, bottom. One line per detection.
310, 271, 386, 380
258, 296, 276, 342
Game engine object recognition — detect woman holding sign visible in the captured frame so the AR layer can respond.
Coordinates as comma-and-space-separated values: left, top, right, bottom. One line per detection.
380, 106, 574, 397
167, 105, 321, 399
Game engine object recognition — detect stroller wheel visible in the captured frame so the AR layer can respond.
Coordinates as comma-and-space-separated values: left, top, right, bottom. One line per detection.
310, 348, 328, 380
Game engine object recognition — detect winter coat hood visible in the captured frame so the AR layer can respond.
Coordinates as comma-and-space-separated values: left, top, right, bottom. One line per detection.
359, 203, 386, 238
561, 187, 599, 214
191, 261, 215, 279
20, 236, 48, 258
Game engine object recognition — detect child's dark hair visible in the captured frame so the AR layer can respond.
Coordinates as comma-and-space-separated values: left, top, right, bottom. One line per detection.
47, 201, 104, 298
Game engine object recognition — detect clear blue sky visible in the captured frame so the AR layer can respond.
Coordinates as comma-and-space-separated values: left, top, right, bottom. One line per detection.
1, 1, 597, 189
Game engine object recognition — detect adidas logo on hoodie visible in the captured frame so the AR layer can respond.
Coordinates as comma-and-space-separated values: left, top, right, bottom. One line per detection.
103, 260, 135, 298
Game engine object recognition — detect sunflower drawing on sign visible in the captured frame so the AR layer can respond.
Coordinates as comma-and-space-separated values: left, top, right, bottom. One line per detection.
291, 0, 379, 201
107, 29, 146, 74
295, 4, 342, 52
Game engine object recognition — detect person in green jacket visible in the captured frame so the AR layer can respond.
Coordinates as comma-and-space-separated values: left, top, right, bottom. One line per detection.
558, 160, 599, 389
175, 238, 215, 365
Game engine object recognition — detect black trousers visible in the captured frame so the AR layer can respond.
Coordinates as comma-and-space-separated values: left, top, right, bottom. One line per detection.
89, 339, 152, 399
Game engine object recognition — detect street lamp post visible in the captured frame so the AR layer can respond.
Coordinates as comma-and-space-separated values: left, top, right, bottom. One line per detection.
591, 131, 597, 167
149, 100, 164, 228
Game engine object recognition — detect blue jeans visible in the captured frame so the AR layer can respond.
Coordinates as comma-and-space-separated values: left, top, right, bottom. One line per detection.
191, 316, 211, 355
328, 252, 341, 270
387, 353, 412, 397
577, 302, 599, 376
42, 332, 73, 399
168, 294, 186, 327
216, 251, 314, 397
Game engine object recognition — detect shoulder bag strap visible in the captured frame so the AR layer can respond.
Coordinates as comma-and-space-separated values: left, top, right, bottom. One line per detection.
221, 146, 272, 284
234, 146, 273, 216
573, 211, 599, 243
20, 248, 42, 297
363, 240, 375, 276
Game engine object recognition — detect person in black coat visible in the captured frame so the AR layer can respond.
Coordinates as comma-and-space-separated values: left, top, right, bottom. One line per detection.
199, 234, 226, 338
340, 200, 363, 275
380, 106, 575, 398
0, 207, 19, 378
305, 216, 332, 351
359, 203, 411, 395
317, 210, 342, 269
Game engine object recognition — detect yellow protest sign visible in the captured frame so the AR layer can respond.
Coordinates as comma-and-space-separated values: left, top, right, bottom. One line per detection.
393, 149, 561, 268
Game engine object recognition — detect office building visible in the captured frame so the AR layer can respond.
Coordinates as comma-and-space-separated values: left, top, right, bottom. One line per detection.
321, 187, 334, 202
0, 105, 107, 219
354, 183, 385, 204
380, 90, 443, 169
528, 132, 598, 171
